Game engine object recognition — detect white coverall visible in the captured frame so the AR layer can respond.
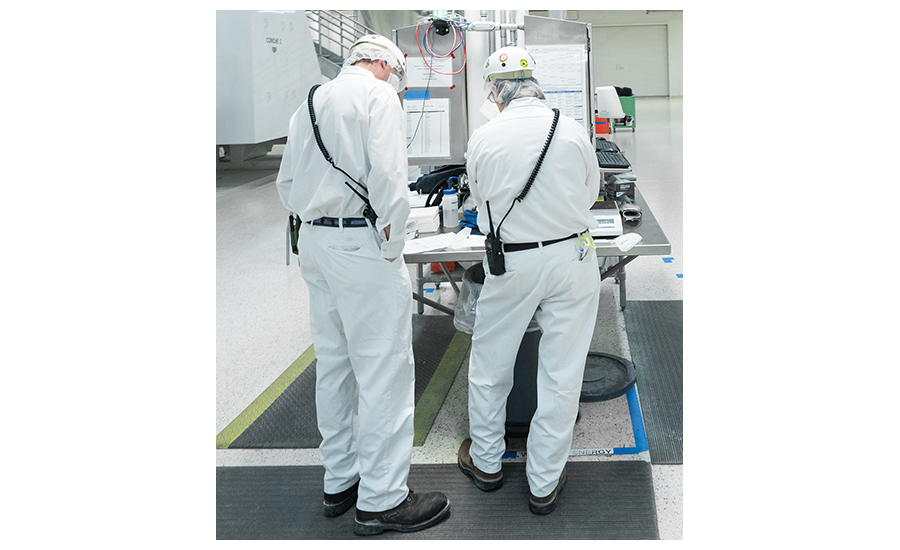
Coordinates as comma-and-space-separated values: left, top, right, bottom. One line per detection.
466, 97, 602, 498
275, 66, 414, 513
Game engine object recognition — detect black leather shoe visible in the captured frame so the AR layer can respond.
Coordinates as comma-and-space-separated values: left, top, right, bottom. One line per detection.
323, 479, 359, 517
458, 438, 503, 491
354, 490, 450, 536
529, 467, 568, 515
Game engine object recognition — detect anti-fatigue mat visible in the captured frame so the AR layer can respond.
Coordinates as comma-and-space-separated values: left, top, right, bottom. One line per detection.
228, 314, 464, 449
623, 300, 683, 464
216, 461, 659, 540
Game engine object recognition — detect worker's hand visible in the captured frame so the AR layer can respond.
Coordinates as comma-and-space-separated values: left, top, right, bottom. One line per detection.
383, 225, 396, 261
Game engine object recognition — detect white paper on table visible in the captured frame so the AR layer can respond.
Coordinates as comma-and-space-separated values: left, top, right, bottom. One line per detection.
448, 232, 486, 250
404, 228, 484, 254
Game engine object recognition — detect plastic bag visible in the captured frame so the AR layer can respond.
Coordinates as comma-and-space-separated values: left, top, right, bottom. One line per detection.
452, 263, 540, 334
453, 264, 485, 334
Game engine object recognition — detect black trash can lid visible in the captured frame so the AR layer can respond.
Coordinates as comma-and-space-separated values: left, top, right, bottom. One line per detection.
465, 262, 485, 284
580, 352, 636, 402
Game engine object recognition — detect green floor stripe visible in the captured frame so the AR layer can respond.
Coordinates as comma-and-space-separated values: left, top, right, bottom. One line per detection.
216, 345, 316, 449
413, 330, 472, 446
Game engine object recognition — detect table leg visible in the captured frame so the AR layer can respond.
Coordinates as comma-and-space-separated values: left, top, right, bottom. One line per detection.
416, 263, 425, 314
438, 262, 460, 295
600, 256, 636, 310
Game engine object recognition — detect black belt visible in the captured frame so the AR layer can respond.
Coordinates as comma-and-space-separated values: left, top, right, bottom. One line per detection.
504, 233, 579, 253
308, 217, 369, 228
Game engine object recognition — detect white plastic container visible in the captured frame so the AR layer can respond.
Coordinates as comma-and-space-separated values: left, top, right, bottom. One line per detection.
442, 189, 458, 229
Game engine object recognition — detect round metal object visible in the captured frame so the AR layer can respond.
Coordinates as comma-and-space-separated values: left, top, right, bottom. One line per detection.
580, 352, 636, 402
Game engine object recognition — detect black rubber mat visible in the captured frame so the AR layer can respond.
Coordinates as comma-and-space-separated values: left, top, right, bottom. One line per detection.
216, 461, 658, 539
623, 300, 683, 464
229, 315, 459, 449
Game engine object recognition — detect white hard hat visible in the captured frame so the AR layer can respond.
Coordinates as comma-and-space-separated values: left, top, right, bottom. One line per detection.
482, 46, 537, 92
349, 34, 407, 90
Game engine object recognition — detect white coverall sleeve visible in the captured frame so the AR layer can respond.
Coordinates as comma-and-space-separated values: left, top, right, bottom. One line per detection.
366, 92, 410, 260
275, 110, 299, 212
583, 136, 601, 208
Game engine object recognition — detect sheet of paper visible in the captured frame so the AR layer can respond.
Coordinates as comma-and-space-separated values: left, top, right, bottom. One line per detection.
405, 98, 450, 158
403, 233, 460, 254
407, 57, 454, 88
527, 44, 588, 125
404, 228, 483, 254
449, 233, 485, 250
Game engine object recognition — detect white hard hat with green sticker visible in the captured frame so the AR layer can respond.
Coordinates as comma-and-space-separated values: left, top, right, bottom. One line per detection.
482, 46, 537, 92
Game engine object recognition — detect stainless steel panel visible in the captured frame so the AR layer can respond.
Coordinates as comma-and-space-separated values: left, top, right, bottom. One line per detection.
523, 14, 595, 139
395, 24, 469, 166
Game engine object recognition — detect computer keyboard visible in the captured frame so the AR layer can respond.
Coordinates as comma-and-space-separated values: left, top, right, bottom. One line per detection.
596, 151, 631, 169
595, 139, 621, 153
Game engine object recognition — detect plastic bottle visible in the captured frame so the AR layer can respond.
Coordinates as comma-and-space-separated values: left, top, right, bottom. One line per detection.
442, 188, 458, 229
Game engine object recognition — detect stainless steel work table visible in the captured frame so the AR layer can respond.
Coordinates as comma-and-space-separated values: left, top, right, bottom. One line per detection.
404, 187, 670, 315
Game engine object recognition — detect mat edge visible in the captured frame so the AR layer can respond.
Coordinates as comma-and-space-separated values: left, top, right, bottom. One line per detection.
216, 345, 316, 449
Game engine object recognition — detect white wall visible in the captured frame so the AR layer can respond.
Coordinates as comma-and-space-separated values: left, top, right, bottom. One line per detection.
530, 10, 683, 97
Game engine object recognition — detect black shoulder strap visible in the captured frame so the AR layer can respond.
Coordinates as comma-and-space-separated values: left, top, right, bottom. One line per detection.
307, 85, 378, 223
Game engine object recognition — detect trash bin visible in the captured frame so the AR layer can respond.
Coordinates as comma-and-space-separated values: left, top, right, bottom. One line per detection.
454, 263, 542, 438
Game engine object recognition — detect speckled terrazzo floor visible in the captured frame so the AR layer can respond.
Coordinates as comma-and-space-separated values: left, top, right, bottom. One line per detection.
216, 97, 683, 539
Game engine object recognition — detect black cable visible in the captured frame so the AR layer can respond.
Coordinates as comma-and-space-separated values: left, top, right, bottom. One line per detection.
516, 109, 559, 202
407, 48, 434, 151
307, 85, 377, 223
496, 109, 561, 235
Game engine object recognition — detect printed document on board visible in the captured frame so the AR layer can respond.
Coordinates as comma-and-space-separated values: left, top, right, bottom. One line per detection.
406, 57, 454, 88
527, 44, 588, 125
405, 98, 450, 158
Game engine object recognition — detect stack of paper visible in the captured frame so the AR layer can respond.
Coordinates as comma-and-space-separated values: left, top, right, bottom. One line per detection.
409, 206, 440, 233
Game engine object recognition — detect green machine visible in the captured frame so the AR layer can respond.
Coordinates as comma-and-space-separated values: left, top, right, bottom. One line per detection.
614, 95, 636, 132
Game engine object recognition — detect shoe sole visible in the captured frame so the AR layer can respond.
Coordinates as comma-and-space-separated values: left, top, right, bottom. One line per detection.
353, 501, 451, 536
457, 461, 503, 491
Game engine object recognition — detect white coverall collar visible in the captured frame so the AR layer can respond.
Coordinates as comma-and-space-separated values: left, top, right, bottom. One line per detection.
500, 96, 546, 111
340, 65, 379, 79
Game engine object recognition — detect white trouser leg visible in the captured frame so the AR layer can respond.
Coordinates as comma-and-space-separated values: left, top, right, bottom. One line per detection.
467, 240, 600, 492
526, 246, 601, 497
298, 223, 415, 512
467, 256, 543, 474
302, 253, 361, 495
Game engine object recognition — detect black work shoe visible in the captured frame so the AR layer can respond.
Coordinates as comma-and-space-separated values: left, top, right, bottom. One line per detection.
458, 438, 503, 491
323, 479, 359, 517
529, 467, 568, 515
354, 490, 450, 536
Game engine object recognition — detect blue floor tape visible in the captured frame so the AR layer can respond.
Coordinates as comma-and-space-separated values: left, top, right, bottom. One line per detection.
501, 386, 648, 459
618, 385, 649, 454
